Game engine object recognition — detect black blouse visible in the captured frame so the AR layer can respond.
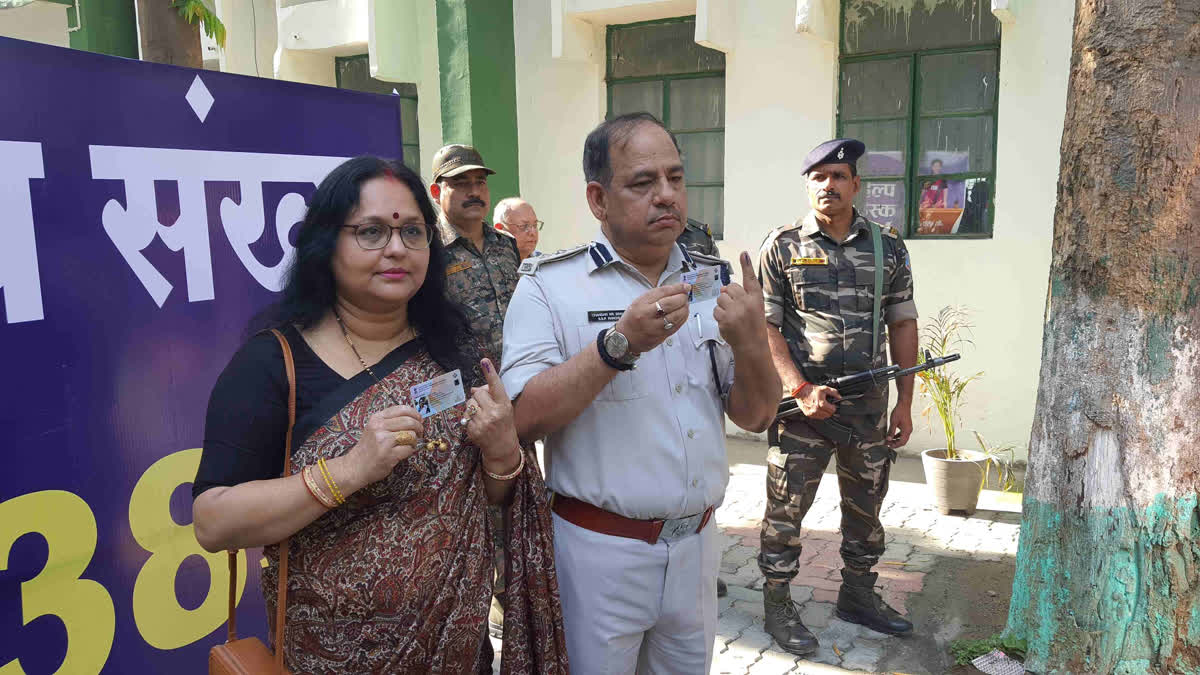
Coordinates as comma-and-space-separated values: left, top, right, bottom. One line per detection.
192, 325, 348, 498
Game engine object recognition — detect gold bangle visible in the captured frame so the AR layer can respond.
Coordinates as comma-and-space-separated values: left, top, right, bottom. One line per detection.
484, 448, 525, 481
302, 466, 337, 509
317, 457, 345, 505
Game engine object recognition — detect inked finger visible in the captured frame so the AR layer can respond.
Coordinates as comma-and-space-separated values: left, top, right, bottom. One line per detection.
739, 252, 762, 293
480, 358, 509, 401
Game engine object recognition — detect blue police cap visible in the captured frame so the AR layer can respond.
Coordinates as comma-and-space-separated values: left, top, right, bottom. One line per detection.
800, 138, 866, 176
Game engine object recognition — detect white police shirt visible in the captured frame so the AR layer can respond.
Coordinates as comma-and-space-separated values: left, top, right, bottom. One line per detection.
500, 230, 736, 520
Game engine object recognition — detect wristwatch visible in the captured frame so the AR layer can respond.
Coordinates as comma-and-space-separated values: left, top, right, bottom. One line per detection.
597, 327, 640, 371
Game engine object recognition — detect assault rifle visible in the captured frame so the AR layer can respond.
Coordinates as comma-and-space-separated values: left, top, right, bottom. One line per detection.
774, 351, 961, 446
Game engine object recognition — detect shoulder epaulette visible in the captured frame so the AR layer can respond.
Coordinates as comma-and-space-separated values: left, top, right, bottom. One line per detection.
517, 243, 589, 275
757, 222, 799, 256
685, 218, 710, 234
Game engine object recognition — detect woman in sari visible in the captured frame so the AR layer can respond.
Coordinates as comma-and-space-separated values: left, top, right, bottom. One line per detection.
192, 156, 567, 674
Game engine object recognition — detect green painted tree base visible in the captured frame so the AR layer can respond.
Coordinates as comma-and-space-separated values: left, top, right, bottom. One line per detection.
1006, 495, 1200, 673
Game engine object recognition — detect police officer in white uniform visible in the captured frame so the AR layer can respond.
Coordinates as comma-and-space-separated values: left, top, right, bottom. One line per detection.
500, 112, 780, 673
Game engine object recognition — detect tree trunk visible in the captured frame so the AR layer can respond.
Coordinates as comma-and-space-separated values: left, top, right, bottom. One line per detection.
1005, 1, 1200, 672
136, 0, 203, 67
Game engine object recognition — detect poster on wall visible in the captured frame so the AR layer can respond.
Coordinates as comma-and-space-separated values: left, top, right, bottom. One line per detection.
0, 36, 403, 673
917, 150, 969, 234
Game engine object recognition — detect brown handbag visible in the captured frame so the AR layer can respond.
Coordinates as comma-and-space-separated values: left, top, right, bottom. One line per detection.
209, 329, 296, 674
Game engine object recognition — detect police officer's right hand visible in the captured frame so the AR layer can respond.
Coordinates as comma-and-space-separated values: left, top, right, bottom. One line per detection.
797, 384, 841, 420
350, 405, 424, 486
614, 283, 692, 354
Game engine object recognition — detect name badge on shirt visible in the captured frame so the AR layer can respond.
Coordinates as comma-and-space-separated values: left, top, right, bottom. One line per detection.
410, 370, 467, 418
790, 256, 828, 266
446, 261, 474, 276
587, 310, 624, 323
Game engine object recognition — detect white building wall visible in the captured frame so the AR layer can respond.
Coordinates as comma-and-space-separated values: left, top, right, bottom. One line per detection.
368, 0, 444, 185
719, 0, 837, 278
513, 0, 607, 251
915, 0, 1074, 460
213, 0, 443, 181
0, 2, 69, 46
513, 0, 1075, 461
215, 0, 279, 78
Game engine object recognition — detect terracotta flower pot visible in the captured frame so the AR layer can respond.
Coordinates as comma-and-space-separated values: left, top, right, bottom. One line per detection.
921, 448, 987, 516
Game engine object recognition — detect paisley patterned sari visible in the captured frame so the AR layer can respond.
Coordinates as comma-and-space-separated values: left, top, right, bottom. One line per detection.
260, 338, 568, 674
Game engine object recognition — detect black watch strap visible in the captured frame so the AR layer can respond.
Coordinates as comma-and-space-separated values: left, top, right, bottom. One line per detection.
596, 328, 634, 371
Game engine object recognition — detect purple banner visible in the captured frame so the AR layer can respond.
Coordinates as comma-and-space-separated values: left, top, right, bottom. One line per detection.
0, 37, 403, 673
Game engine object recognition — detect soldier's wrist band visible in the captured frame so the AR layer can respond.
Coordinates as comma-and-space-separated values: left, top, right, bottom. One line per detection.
790, 382, 812, 399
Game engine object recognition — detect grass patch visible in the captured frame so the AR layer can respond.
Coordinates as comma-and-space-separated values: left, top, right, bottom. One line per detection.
949, 634, 1027, 666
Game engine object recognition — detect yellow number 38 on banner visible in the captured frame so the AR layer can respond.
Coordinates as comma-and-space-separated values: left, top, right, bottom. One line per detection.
0, 449, 248, 674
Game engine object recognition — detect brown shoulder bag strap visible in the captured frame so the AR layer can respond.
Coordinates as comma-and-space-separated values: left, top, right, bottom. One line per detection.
220, 329, 296, 672
270, 328, 297, 670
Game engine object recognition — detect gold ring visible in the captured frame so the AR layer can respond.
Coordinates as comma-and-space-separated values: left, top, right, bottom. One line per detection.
465, 402, 480, 417
395, 430, 417, 445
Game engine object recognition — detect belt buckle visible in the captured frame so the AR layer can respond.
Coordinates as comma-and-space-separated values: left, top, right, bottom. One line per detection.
659, 512, 701, 543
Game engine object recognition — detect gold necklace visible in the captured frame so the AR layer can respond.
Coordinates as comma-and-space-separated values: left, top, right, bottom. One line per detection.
333, 309, 449, 452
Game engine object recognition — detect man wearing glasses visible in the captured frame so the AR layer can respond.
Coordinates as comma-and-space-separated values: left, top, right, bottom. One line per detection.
493, 197, 543, 260
429, 144, 521, 361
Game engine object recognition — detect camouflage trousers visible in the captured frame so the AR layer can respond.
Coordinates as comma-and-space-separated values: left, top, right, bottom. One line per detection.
757, 413, 896, 582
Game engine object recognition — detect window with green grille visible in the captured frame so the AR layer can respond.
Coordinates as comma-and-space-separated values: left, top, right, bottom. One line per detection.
335, 54, 421, 174
607, 17, 726, 237
838, 0, 1001, 238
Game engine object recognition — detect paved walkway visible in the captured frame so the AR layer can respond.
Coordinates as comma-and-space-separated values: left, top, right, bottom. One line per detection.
712, 438, 1022, 674
492, 437, 1023, 673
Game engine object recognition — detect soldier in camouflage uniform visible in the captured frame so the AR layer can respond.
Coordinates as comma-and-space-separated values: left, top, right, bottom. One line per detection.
756, 139, 919, 654
429, 144, 521, 641
429, 144, 521, 362
677, 217, 721, 257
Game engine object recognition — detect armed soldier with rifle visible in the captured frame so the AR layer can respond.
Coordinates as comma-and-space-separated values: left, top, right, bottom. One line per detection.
755, 139, 923, 655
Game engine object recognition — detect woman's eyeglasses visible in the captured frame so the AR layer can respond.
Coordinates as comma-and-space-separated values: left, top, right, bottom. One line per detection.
342, 222, 435, 251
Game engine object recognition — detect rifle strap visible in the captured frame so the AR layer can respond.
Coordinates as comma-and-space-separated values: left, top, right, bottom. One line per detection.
870, 222, 884, 365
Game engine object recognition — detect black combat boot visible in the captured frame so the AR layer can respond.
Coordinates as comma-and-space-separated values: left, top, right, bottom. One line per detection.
835, 569, 913, 635
763, 581, 819, 655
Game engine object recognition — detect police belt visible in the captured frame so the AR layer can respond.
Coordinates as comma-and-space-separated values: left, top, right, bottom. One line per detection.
551, 494, 713, 546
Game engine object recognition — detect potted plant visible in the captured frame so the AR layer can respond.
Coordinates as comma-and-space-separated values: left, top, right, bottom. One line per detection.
916, 307, 1016, 515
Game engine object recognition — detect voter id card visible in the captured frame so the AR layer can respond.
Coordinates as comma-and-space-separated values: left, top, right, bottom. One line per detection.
682, 266, 722, 304
410, 369, 467, 418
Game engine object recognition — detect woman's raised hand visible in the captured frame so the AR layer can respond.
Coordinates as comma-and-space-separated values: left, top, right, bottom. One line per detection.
465, 358, 521, 472
351, 405, 424, 486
